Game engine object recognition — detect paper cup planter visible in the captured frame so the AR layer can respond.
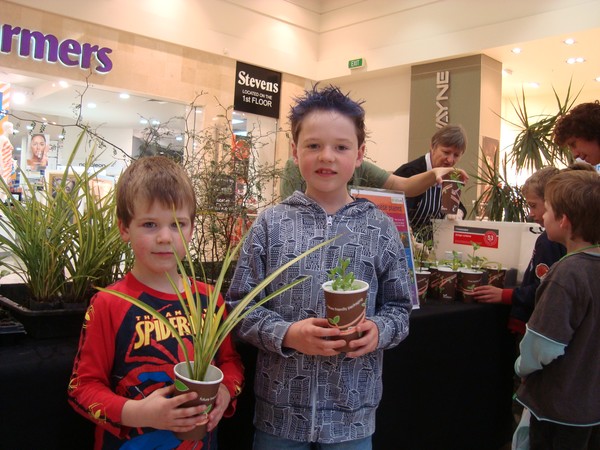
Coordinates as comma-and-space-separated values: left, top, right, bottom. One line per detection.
322, 280, 369, 352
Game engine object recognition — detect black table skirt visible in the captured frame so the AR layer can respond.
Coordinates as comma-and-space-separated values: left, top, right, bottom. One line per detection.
0, 301, 514, 450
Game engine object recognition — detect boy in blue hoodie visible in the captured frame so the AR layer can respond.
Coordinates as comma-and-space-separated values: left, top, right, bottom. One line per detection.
227, 85, 412, 449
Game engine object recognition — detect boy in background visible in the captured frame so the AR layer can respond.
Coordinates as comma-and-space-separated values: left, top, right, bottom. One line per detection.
227, 85, 412, 449
68, 156, 243, 449
515, 170, 600, 449
473, 166, 566, 334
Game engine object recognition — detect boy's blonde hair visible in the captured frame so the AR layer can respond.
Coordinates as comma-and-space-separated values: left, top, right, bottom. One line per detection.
521, 166, 560, 199
545, 170, 600, 244
116, 156, 196, 227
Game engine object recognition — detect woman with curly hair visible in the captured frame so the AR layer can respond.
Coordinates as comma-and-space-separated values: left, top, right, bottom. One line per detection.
553, 101, 600, 165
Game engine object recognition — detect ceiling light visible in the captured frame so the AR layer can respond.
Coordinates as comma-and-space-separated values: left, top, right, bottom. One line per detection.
511, 47, 522, 54
119, 93, 130, 99
502, 68, 513, 77
566, 57, 585, 64
595, 77, 600, 83
563, 38, 575, 45
527, 82, 540, 88
87, 102, 97, 109
58, 80, 69, 88
12, 92, 27, 104
139, 118, 148, 124
151, 119, 160, 126
175, 135, 183, 142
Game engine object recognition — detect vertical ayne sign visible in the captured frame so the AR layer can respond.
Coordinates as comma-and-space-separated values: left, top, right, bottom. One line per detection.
234, 61, 281, 119
435, 71, 449, 127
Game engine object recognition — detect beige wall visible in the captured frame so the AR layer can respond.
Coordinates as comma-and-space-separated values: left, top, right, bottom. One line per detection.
0, 1, 310, 165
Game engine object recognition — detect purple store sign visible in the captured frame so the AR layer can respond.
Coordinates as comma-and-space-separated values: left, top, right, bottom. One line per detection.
0, 23, 113, 74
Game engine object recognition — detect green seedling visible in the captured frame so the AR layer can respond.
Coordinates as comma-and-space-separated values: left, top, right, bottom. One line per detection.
327, 258, 361, 291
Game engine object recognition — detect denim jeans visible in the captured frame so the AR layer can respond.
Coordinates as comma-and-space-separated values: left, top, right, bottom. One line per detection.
253, 429, 372, 450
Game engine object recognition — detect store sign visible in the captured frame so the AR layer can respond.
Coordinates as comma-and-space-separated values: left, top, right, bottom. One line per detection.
234, 61, 281, 119
0, 23, 113, 74
435, 70, 449, 127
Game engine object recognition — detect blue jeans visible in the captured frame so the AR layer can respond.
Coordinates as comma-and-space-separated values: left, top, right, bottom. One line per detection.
253, 429, 372, 450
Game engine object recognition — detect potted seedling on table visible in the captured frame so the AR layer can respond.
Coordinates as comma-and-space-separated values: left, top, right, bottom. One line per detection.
412, 234, 433, 304
321, 257, 369, 352
98, 225, 334, 441
482, 261, 506, 288
458, 242, 485, 303
435, 250, 464, 301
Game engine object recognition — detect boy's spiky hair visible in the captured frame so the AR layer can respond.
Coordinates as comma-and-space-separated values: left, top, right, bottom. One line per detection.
288, 84, 367, 146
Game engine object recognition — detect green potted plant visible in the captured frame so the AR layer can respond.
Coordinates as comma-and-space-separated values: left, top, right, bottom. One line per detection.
434, 250, 464, 301
440, 169, 464, 215
411, 234, 433, 304
482, 261, 506, 288
321, 257, 369, 351
505, 83, 579, 172
468, 151, 528, 222
469, 82, 580, 222
458, 242, 485, 303
97, 224, 333, 439
0, 131, 132, 338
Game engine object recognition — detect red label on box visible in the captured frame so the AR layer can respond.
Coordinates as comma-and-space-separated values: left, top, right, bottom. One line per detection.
452, 226, 499, 249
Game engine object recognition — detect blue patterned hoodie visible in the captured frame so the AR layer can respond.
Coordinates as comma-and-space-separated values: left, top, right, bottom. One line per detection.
226, 191, 412, 444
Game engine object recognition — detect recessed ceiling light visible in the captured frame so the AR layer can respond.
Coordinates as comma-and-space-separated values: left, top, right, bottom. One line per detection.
563, 38, 576, 45
12, 92, 26, 104
87, 102, 97, 109
595, 76, 600, 82
139, 119, 148, 124
58, 80, 69, 88
119, 93, 130, 99
511, 47, 522, 54
566, 57, 586, 64
527, 82, 540, 88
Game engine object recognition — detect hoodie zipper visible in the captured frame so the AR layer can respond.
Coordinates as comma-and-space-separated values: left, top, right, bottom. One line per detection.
310, 213, 333, 441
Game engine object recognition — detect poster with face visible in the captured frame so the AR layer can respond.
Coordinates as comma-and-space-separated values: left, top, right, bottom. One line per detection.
26, 133, 49, 172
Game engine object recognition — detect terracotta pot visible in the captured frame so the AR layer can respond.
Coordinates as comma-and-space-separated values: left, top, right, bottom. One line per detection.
322, 280, 369, 352
436, 267, 459, 302
458, 269, 484, 303
485, 267, 507, 288
414, 270, 431, 305
173, 362, 224, 442
440, 179, 464, 215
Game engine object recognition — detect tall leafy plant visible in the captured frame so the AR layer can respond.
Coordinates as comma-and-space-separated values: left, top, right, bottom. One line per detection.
98, 226, 336, 381
468, 151, 527, 222
0, 130, 132, 305
504, 82, 581, 171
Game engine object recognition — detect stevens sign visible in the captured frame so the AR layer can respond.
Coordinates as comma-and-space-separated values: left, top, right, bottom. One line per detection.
234, 61, 281, 119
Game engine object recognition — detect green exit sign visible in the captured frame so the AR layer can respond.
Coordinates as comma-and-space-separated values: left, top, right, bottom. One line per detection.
348, 58, 364, 69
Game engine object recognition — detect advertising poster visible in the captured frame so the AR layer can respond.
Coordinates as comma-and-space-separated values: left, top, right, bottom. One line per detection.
350, 186, 420, 308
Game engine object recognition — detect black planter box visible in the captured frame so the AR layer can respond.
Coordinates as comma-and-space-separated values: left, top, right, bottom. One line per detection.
0, 284, 86, 339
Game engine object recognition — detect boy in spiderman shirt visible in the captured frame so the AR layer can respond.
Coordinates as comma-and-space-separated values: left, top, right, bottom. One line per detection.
68, 156, 243, 449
